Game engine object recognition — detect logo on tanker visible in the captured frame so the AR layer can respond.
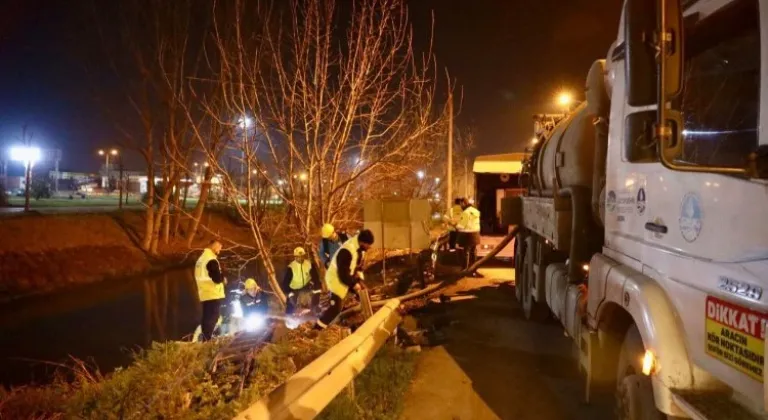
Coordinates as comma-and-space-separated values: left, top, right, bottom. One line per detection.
636, 188, 646, 216
606, 190, 616, 213
679, 192, 703, 243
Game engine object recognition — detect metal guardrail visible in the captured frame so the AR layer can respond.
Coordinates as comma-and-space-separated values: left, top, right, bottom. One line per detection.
235, 299, 402, 420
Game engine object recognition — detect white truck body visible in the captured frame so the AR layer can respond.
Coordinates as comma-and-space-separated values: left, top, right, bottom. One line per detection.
512, 0, 768, 417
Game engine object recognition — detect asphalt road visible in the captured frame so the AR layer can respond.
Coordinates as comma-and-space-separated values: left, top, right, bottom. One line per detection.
405, 267, 615, 420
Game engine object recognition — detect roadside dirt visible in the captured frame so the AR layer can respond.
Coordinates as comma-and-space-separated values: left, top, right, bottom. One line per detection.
0, 210, 252, 301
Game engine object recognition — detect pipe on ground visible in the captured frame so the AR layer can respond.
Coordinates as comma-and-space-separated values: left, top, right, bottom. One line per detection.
340, 226, 520, 318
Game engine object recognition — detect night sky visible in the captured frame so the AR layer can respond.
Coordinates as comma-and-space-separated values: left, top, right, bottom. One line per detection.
0, 0, 622, 172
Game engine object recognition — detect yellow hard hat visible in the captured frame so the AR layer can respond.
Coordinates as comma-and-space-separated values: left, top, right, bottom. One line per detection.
244, 278, 258, 289
294, 247, 306, 257
321, 223, 335, 239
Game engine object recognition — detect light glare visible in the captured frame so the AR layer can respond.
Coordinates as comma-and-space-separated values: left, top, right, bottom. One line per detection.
10, 146, 41, 164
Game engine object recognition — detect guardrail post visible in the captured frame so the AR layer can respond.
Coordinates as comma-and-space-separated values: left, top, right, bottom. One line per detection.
340, 327, 355, 398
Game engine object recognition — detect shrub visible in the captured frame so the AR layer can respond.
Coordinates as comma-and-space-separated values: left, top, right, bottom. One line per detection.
0, 324, 344, 419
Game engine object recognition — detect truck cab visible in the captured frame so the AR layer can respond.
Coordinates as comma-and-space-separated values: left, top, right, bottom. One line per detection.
472, 153, 525, 260
506, 0, 768, 418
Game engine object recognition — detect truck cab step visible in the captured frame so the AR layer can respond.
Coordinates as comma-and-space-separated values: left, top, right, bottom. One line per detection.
671, 391, 768, 420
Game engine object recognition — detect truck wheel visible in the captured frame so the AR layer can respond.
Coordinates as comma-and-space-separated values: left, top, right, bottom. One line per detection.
615, 326, 666, 420
522, 237, 549, 321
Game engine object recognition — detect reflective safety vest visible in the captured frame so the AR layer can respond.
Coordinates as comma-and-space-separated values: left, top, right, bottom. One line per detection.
288, 260, 312, 290
447, 205, 463, 231
325, 235, 361, 299
194, 248, 224, 301
458, 206, 481, 233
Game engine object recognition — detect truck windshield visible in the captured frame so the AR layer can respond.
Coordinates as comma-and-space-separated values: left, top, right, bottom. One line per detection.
678, 0, 760, 169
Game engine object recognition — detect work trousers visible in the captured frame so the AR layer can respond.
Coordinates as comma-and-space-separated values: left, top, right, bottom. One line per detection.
201, 299, 223, 342
448, 231, 458, 250
464, 245, 477, 271
286, 286, 316, 314
316, 293, 345, 328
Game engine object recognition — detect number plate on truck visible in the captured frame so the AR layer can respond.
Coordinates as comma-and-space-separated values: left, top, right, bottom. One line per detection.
705, 296, 768, 381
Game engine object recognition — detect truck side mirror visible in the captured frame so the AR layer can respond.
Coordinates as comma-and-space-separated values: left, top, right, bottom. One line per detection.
659, 0, 683, 100
624, 0, 657, 106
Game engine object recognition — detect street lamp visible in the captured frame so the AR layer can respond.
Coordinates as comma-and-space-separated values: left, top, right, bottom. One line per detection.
10, 146, 41, 212
556, 91, 574, 110
98, 149, 118, 190
434, 177, 440, 184
416, 170, 425, 180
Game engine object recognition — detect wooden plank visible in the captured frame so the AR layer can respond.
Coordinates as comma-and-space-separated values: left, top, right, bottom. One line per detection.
359, 288, 374, 319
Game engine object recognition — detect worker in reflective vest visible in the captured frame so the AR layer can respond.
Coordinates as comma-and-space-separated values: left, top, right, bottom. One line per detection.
194, 240, 225, 341
457, 198, 482, 277
318, 223, 348, 268
283, 247, 319, 314
443, 198, 464, 251
315, 229, 375, 329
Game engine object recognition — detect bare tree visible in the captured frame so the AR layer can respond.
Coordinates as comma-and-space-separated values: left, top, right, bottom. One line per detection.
183, 0, 446, 303
96, 0, 207, 254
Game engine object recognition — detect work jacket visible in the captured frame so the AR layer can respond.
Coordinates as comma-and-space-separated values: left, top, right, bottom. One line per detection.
318, 238, 342, 268
194, 248, 225, 301
325, 235, 363, 299
446, 204, 463, 231
457, 206, 481, 233
240, 291, 268, 316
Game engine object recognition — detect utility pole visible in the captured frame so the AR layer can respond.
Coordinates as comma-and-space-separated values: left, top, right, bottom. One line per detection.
446, 90, 453, 214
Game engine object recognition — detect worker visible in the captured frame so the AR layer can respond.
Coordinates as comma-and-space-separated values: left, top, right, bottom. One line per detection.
443, 197, 464, 251
283, 247, 320, 314
318, 223, 348, 268
194, 239, 226, 341
241, 278, 269, 318
457, 198, 482, 277
315, 229, 375, 329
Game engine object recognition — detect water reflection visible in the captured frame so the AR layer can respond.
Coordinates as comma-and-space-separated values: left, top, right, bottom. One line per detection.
0, 268, 201, 386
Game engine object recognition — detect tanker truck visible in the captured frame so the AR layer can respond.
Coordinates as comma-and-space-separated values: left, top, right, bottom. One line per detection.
503, 0, 768, 418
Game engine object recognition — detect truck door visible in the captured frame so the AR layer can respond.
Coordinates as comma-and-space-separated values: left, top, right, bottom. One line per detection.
613, 0, 768, 403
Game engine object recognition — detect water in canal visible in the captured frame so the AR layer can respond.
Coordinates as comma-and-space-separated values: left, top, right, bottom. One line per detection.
0, 268, 204, 386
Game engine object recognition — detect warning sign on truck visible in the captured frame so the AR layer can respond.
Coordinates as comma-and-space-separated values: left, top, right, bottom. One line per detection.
705, 296, 768, 381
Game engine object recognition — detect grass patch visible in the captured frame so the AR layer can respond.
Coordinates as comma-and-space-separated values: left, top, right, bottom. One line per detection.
0, 325, 343, 419
319, 346, 417, 420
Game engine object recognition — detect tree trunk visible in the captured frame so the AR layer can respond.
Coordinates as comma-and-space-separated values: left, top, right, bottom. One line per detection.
262, 256, 286, 309
152, 172, 178, 254
173, 175, 189, 237
186, 167, 213, 247
142, 164, 156, 252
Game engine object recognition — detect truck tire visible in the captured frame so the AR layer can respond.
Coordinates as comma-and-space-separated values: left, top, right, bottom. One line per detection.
522, 236, 549, 321
615, 326, 667, 420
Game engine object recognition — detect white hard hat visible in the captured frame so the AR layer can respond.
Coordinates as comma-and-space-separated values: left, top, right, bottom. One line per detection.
294, 247, 306, 257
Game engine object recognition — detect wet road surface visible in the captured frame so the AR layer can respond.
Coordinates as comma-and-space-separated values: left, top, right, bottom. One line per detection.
406, 267, 614, 420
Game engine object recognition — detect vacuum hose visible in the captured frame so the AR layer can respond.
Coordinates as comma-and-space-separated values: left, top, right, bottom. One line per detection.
340, 226, 520, 318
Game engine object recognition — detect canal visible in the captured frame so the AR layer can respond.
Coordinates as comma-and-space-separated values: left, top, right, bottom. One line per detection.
0, 267, 202, 386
